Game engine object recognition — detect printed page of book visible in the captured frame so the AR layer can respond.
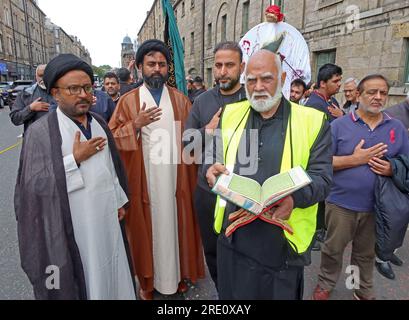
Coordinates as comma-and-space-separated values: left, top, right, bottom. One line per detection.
261, 166, 312, 205
228, 174, 262, 204
212, 174, 264, 215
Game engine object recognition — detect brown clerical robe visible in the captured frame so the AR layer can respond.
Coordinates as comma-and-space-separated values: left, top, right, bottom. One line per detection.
109, 85, 205, 292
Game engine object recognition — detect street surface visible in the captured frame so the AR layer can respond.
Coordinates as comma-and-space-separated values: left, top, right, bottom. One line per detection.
0, 106, 408, 300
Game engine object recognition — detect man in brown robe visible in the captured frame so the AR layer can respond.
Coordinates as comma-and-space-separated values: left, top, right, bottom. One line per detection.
109, 40, 205, 300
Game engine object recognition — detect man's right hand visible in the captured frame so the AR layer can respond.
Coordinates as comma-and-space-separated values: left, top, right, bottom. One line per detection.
205, 108, 222, 136
352, 140, 388, 165
134, 102, 162, 129
206, 163, 230, 188
29, 97, 50, 112
73, 132, 107, 165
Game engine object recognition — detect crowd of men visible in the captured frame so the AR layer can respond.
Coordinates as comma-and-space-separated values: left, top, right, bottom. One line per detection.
8, 34, 409, 300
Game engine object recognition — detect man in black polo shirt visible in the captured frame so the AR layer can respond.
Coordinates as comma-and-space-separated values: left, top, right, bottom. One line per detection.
184, 41, 246, 289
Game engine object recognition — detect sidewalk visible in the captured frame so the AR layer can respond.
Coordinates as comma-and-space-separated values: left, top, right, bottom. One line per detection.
154, 235, 409, 301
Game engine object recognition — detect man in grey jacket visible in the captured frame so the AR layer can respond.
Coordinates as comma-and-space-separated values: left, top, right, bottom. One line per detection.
387, 93, 409, 131
9, 64, 57, 133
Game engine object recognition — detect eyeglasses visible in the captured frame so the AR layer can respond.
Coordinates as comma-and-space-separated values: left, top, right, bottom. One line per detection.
56, 85, 93, 95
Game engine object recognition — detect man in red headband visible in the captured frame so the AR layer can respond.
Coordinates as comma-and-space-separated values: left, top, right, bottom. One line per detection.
265, 5, 285, 23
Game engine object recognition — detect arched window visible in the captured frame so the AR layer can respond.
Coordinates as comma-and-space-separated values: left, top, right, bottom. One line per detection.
215, 2, 229, 44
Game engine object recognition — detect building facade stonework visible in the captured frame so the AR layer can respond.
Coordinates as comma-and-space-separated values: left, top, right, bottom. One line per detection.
138, 0, 409, 105
138, 0, 271, 88
0, 0, 91, 81
45, 19, 91, 66
0, 0, 47, 81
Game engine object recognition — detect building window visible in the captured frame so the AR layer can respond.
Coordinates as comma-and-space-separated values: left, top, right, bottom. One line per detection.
8, 37, 13, 55
175, 9, 178, 22
318, 0, 343, 10
242, 1, 250, 35
207, 68, 213, 89
16, 40, 21, 58
21, 18, 25, 34
314, 50, 336, 80
4, 7, 11, 26
190, 32, 195, 54
182, 2, 185, 17
207, 23, 212, 48
275, 0, 284, 11
191, 0, 195, 8
0, 34, 3, 53
221, 15, 227, 42
182, 37, 185, 53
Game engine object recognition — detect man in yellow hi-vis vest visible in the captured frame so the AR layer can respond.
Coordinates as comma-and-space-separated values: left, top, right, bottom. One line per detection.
205, 50, 333, 300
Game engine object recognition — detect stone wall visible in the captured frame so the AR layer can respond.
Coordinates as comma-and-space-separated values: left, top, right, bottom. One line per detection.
137, 0, 409, 106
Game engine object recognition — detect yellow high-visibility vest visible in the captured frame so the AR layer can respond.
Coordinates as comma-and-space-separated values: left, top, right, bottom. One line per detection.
214, 100, 326, 254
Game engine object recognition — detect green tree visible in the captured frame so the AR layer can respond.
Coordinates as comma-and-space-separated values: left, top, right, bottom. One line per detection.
92, 65, 113, 79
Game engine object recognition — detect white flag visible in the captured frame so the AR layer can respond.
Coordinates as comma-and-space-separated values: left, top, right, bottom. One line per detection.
240, 22, 312, 99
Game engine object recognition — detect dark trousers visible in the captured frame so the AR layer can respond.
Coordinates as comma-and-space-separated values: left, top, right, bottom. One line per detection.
317, 202, 326, 230
194, 187, 219, 287
217, 239, 304, 300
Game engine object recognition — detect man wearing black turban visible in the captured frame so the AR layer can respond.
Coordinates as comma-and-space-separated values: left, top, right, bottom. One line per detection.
15, 54, 136, 300
43, 53, 95, 94
109, 39, 205, 300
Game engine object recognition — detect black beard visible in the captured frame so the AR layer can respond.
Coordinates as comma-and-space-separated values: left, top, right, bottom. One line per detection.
144, 74, 168, 89
217, 76, 240, 91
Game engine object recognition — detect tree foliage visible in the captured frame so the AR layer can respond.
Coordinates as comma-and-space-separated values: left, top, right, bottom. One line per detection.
92, 65, 113, 79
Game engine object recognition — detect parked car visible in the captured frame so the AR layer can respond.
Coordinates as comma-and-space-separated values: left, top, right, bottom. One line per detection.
0, 82, 12, 108
7, 80, 34, 106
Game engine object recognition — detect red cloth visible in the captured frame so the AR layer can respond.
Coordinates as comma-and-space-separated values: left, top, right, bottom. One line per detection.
266, 5, 284, 22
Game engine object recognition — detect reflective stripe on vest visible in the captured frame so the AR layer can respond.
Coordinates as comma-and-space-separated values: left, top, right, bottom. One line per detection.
214, 100, 326, 254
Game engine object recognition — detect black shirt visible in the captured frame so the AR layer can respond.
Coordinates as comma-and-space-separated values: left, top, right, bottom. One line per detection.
184, 85, 247, 192
208, 98, 333, 268
226, 101, 289, 269
72, 113, 93, 140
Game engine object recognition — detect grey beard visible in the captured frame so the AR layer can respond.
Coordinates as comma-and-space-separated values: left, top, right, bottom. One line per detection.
144, 74, 168, 89
246, 86, 283, 113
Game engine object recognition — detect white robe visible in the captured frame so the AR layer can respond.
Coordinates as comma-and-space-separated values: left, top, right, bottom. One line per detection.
57, 108, 136, 300
140, 85, 181, 295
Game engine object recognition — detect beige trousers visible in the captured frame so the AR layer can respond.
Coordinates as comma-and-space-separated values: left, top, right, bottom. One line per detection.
318, 202, 376, 299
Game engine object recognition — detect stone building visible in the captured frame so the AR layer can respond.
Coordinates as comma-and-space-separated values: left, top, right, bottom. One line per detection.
138, 0, 279, 88
138, 0, 408, 105
0, 0, 48, 81
121, 35, 135, 68
45, 19, 91, 66
0, 0, 91, 82
285, 0, 409, 105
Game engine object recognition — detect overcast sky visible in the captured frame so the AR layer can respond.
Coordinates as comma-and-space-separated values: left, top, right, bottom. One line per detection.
38, 0, 155, 68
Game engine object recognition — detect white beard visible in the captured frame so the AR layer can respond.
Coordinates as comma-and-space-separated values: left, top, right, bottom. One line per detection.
246, 85, 283, 113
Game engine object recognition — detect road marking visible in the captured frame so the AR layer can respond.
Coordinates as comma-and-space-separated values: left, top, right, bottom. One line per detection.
0, 141, 22, 155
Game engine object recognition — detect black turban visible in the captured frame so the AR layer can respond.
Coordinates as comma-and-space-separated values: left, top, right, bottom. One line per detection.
135, 39, 171, 67
43, 54, 94, 94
